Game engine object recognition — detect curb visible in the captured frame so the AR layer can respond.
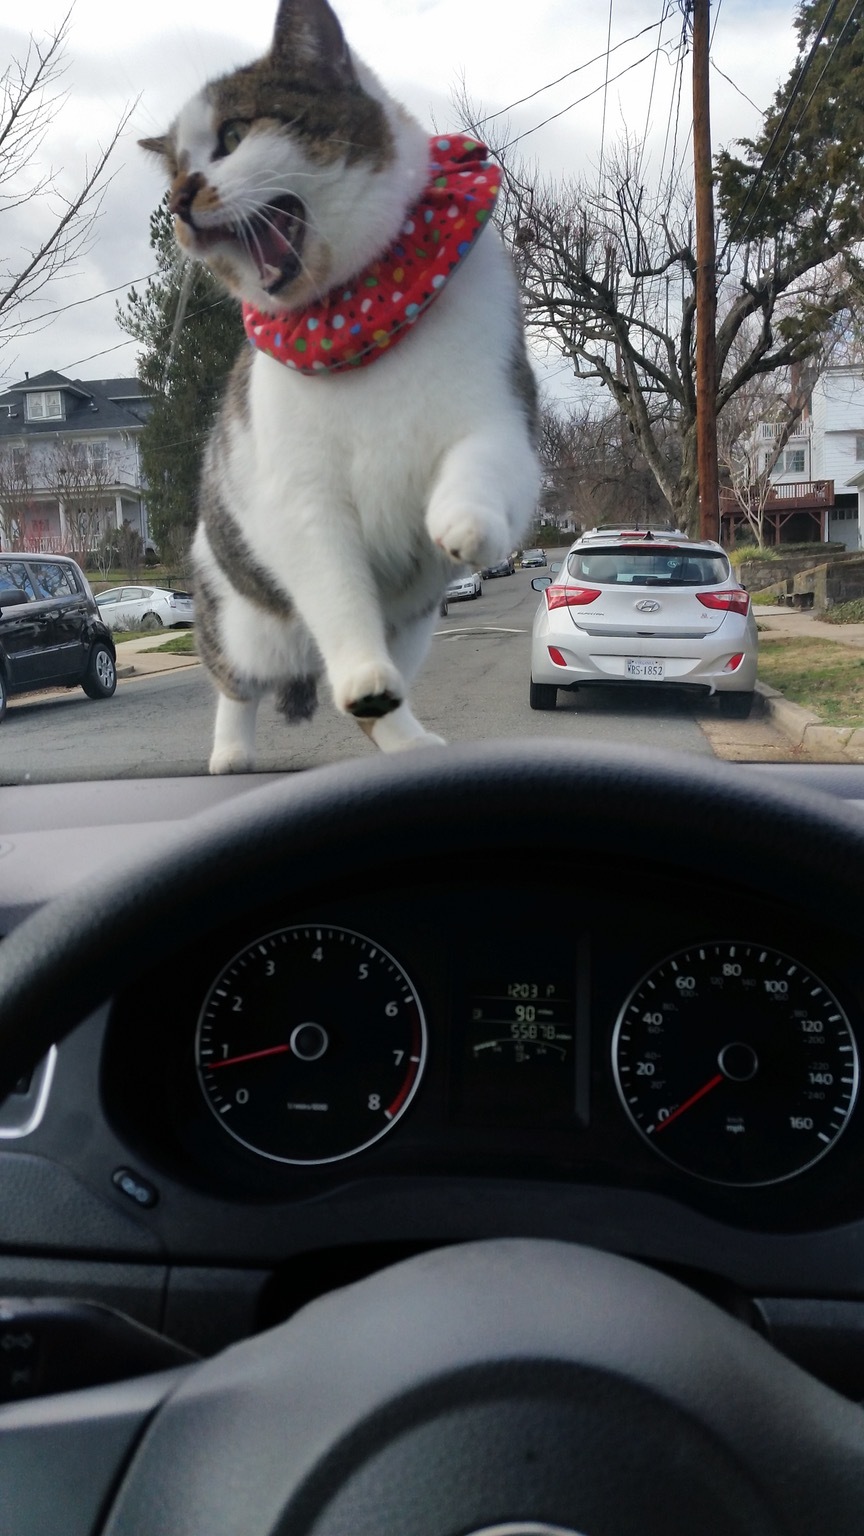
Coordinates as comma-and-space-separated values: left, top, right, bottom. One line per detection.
756, 682, 864, 762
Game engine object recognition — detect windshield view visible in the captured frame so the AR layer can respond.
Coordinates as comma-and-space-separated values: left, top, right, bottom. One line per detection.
2, 0, 863, 780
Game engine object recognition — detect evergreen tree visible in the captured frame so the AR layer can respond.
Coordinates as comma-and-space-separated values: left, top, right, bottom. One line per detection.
717, 0, 864, 280
117, 202, 246, 564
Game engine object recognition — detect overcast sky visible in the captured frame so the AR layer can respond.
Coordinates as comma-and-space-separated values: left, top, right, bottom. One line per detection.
2, 0, 800, 399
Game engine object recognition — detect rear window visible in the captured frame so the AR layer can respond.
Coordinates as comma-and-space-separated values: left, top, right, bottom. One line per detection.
567, 546, 730, 587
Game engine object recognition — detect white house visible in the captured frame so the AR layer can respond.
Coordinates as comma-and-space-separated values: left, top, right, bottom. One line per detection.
0, 370, 152, 555
810, 368, 864, 549
721, 366, 864, 549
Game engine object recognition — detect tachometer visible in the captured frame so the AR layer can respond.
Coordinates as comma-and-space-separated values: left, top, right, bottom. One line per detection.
195, 925, 427, 1164
612, 941, 859, 1185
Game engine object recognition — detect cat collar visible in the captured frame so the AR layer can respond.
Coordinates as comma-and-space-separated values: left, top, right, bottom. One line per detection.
242, 135, 500, 375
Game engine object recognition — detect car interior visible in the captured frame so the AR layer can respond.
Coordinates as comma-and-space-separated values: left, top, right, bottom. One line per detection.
2, 740, 864, 1531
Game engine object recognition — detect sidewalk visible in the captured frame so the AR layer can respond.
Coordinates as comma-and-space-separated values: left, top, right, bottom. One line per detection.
114, 633, 200, 679
752, 604, 864, 762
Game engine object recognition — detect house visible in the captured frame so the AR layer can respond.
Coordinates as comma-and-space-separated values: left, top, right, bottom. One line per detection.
720, 366, 864, 550
0, 370, 152, 557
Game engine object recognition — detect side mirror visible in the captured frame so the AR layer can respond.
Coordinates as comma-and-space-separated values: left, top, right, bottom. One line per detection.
531, 576, 552, 590
0, 589, 30, 611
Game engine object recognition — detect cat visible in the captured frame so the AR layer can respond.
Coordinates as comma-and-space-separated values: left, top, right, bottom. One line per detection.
140, 0, 540, 773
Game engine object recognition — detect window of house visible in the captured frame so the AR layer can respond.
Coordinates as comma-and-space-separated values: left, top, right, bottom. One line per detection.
25, 392, 63, 422
10, 447, 27, 479
89, 441, 107, 473
784, 448, 806, 473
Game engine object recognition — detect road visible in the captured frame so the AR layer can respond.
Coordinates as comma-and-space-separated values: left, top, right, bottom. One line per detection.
0, 561, 777, 783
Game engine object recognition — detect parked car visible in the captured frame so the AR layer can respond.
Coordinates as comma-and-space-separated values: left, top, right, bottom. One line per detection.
521, 548, 547, 567
0, 553, 116, 721
95, 584, 195, 631
445, 571, 483, 601
529, 531, 758, 716
481, 557, 514, 578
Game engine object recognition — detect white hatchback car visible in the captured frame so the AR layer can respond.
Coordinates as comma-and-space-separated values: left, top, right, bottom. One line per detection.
529, 532, 758, 717
95, 584, 195, 631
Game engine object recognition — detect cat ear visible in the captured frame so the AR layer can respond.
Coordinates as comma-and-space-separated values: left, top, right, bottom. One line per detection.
271, 0, 357, 87
139, 135, 170, 158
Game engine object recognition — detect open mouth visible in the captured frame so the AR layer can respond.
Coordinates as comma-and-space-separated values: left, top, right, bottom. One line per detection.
190, 194, 306, 296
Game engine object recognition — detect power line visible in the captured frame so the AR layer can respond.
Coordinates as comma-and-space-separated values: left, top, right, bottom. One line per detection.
474, 14, 670, 129
500, 47, 664, 152
598, 0, 615, 188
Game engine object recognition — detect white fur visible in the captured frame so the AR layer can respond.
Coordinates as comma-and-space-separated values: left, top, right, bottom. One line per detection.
171, 12, 540, 773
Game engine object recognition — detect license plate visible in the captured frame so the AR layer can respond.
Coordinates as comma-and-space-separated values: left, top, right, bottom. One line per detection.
626, 658, 665, 680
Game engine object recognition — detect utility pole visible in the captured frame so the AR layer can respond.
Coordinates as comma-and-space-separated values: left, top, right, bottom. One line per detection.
692, 0, 720, 542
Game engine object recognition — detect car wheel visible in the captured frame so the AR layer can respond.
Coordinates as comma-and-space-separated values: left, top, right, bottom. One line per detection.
0, 668, 7, 723
717, 691, 754, 720
530, 680, 558, 711
439, 599, 449, 617
141, 612, 164, 631
81, 642, 117, 700
475, 584, 482, 598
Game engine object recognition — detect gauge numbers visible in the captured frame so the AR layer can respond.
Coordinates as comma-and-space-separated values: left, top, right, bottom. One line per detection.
196, 925, 427, 1164
613, 942, 859, 1185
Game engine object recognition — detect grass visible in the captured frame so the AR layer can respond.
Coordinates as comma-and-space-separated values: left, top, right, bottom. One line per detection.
758, 634, 864, 727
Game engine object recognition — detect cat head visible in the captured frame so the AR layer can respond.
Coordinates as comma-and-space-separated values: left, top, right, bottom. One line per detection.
140, 0, 427, 312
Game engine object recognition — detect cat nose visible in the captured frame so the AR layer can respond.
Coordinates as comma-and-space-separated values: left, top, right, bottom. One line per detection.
169, 172, 206, 224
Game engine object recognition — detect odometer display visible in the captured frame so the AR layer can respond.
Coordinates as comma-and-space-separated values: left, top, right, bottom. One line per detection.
612, 941, 859, 1185
196, 925, 427, 1164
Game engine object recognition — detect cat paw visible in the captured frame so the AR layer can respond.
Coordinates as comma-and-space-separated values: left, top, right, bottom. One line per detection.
333, 660, 405, 719
426, 502, 510, 570
209, 745, 255, 774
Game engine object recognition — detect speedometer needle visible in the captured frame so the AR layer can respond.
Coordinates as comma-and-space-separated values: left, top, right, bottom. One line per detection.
209, 1043, 291, 1069
650, 1071, 723, 1134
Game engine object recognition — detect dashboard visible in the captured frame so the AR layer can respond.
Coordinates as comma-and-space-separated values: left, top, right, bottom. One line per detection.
4, 756, 864, 1396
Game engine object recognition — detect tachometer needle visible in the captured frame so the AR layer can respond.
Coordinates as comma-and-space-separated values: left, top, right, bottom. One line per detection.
209, 1043, 291, 1069
650, 1071, 723, 1134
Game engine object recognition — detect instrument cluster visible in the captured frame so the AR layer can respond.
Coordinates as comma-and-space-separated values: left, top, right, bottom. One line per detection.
101, 867, 864, 1230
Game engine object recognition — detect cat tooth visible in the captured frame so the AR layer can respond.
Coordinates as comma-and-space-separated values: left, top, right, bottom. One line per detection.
262, 263, 283, 288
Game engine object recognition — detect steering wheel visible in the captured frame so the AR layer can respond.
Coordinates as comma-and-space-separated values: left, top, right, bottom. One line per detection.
1, 741, 864, 1535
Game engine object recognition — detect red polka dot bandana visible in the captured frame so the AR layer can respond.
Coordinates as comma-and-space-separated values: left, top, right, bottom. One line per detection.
242, 135, 500, 375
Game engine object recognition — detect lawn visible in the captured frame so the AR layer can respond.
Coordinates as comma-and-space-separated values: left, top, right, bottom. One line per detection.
757, 634, 864, 727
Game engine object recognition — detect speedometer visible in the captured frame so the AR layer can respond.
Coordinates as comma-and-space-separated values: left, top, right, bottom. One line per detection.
612, 941, 859, 1186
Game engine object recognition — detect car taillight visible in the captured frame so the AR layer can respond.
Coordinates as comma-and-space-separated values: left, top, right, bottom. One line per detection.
545, 584, 601, 610
696, 589, 750, 617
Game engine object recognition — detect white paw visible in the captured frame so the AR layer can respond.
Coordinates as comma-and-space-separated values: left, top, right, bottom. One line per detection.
209, 745, 254, 775
426, 499, 510, 569
331, 658, 405, 719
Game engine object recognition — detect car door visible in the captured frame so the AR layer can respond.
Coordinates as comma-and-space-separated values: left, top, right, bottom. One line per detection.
0, 561, 44, 687
26, 560, 92, 680
118, 587, 150, 627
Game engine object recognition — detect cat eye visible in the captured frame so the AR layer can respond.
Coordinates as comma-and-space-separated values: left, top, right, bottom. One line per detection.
218, 120, 251, 156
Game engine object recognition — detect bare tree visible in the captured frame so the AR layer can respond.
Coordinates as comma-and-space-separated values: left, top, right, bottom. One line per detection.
539, 397, 675, 531
715, 324, 838, 547
47, 440, 116, 564
469, 119, 861, 534
0, 8, 134, 366
0, 445, 33, 549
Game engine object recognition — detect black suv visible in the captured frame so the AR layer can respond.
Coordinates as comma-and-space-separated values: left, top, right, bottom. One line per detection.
0, 554, 117, 721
